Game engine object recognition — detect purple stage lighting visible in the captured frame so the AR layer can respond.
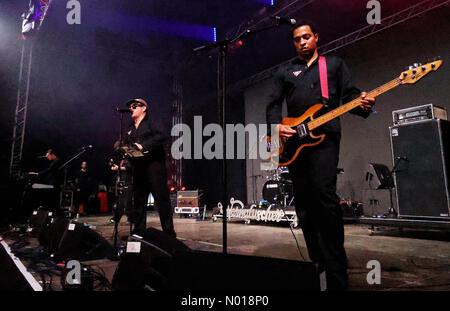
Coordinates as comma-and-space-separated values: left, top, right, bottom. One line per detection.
21, 0, 52, 37
87, 10, 217, 42
254, 0, 275, 5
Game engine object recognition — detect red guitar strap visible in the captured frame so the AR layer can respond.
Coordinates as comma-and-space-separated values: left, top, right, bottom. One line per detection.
318, 55, 329, 100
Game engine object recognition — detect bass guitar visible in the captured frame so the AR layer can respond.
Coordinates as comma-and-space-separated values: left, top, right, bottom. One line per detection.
270, 59, 443, 166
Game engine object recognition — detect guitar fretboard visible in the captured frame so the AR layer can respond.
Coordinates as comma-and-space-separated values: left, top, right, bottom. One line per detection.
307, 78, 401, 130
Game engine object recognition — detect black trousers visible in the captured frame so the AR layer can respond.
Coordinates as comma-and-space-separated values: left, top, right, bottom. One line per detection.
288, 133, 348, 290
130, 159, 176, 237
112, 181, 133, 223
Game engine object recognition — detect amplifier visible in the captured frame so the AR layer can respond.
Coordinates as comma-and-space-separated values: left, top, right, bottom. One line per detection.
175, 190, 202, 214
392, 103, 447, 126
390, 119, 450, 219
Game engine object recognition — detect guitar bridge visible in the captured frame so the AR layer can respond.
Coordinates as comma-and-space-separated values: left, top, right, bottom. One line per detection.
296, 124, 309, 138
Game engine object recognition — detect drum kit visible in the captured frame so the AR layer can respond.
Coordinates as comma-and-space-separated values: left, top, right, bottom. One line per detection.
261, 166, 294, 207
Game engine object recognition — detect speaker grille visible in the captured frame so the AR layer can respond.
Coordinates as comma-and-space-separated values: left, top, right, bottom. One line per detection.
390, 119, 450, 219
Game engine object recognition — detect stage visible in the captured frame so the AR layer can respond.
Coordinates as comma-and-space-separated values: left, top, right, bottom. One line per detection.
1, 211, 450, 291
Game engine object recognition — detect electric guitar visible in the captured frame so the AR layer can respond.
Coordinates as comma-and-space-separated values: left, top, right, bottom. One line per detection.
270, 59, 443, 166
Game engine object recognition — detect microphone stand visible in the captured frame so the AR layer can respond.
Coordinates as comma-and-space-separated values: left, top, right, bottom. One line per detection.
386, 157, 408, 218
193, 21, 286, 254
58, 147, 89, 217
112, 110, 129, 255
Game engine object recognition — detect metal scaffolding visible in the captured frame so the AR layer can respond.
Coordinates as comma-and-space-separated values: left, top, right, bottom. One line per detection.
226, 0, 316, 39
318, 0, 450, 55
9, 41, 33, 179
9, 0, 52, 179
232, 0, 450, 90
171, 71, 184, 190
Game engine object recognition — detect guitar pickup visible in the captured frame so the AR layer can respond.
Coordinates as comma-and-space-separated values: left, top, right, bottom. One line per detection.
296, 124, 309, 138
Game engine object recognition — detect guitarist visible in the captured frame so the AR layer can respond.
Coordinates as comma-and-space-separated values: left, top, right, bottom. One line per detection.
266, 20, 375, 290
123, 98, 176, 237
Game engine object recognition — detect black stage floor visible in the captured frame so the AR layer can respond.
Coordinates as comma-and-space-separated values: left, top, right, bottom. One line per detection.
1, 211, 450, 291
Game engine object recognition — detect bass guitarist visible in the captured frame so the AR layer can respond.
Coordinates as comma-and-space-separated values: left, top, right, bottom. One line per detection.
265, 20, 375, 290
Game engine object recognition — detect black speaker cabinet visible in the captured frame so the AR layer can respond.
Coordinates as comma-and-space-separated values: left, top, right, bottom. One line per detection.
390, 119, 450, 219
39, 218, 115, 261
112, 228, 321, 291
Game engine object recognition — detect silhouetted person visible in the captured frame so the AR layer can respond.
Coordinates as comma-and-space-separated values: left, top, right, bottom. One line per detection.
74, 161, 94, 215
29, 149, 62, 214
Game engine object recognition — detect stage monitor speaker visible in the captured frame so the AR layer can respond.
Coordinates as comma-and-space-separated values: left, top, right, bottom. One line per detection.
28, 209, 54, 234
38, 218, 115, 261
112, 228, 321, 291
390, 119, 450, 219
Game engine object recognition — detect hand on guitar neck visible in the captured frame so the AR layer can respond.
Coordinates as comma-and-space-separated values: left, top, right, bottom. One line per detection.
359, 92, 376, 112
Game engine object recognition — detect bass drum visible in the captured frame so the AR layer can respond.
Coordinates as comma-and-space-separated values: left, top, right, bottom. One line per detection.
262, 179, 293, 204
278, 166, 290, 180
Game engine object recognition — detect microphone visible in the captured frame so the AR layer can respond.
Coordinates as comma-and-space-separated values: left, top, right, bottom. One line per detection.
271, 16, 297, 26
37, 155, 47, 159
115, 108, 131, 113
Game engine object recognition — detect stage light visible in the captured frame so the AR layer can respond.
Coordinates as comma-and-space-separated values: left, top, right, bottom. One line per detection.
254, 0, 275, 5
21, 0, 52, 38
213, 27, 217, 43
229, 39, 244, 53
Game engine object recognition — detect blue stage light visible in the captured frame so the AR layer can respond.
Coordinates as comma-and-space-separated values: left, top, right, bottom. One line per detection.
254, 0, 275, 5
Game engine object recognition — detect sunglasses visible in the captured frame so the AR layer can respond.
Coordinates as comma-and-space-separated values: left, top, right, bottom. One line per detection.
130, 103, 145, 109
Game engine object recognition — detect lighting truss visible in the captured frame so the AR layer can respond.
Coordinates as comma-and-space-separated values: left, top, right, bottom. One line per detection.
232, 0, 450, 90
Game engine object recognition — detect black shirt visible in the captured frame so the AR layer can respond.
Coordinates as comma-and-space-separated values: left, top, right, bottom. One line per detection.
124, 115, 166, 162
75, 170, 94, 193
266, 54, 369, 133
39, 158, 62, 186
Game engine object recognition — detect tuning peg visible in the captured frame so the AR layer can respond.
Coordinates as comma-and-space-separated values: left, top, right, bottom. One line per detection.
402, 72, 408, 77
